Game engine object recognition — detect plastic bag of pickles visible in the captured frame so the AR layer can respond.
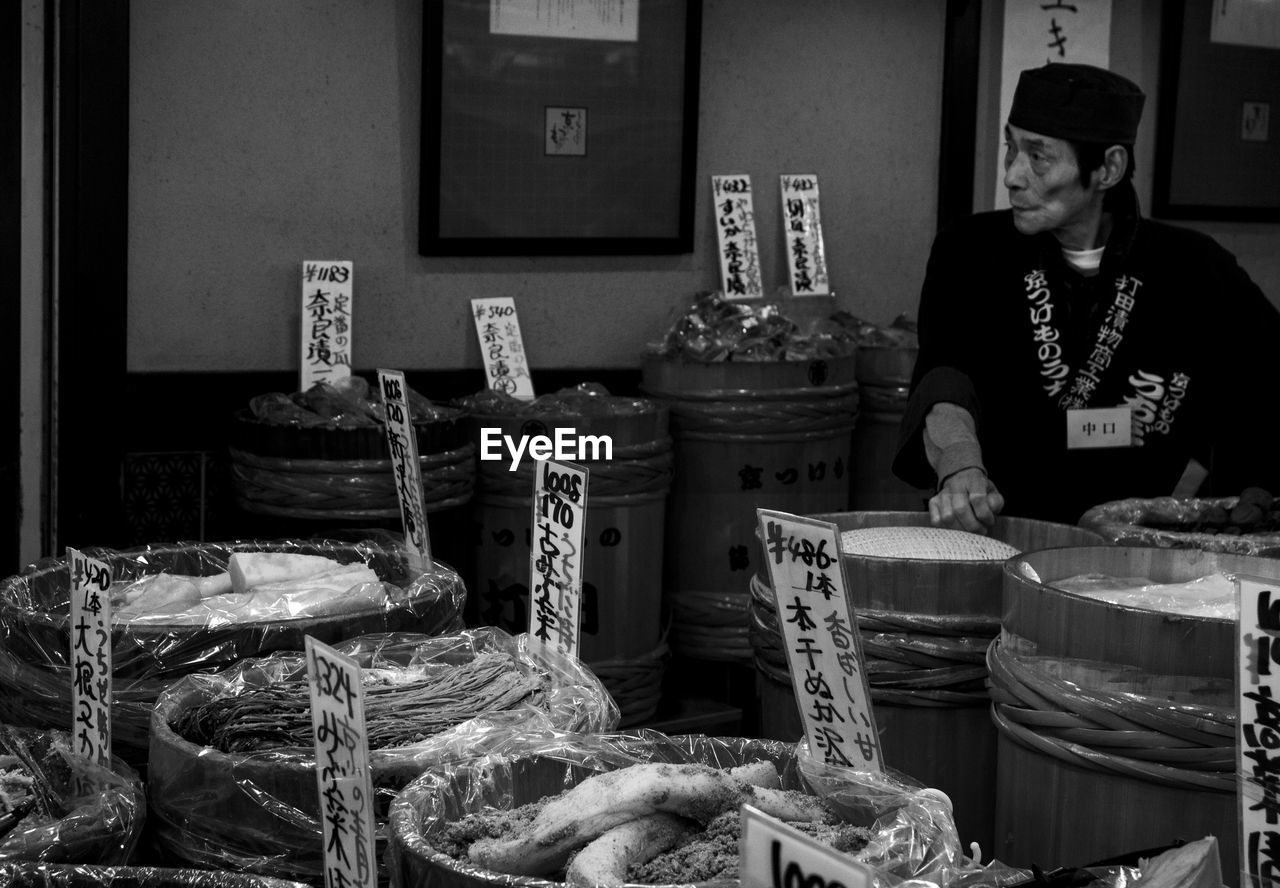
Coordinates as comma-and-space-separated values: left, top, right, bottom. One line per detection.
0, 724, 144, 865
652, 291, 862, 362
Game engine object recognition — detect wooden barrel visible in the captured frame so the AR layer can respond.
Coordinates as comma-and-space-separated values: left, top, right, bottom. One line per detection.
641, 355, 858, 665
0, 541, 466, 766
850, 346, 930, 512
749, 510, 1102, 857
469, 406, 672, 726
994, 545, 1276, 882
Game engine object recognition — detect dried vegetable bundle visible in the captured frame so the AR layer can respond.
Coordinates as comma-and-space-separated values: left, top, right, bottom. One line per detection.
171, 650, 545, 753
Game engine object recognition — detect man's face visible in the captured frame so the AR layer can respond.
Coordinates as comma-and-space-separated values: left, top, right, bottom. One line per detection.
1002, 124, 1102, 249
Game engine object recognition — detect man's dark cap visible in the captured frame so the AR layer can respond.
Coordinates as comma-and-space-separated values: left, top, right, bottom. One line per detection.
1009, 62, 1145, 144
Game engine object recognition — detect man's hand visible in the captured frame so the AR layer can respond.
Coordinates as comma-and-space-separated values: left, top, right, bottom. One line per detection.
929, 467, 1005, 535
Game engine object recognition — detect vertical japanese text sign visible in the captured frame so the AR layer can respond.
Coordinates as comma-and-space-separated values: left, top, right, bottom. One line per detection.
376, 369, 432, 570
756, 509, 882, 772
712, 175, 764, 300
305, 636, 377, 888
471, 297, 535, 401
528, 459, 589, 658
739, 804, 876, 888
301, 261, 354, 391
1239, 574, 1280, 888
779, 175, 829, 296
67, 547, 112, 768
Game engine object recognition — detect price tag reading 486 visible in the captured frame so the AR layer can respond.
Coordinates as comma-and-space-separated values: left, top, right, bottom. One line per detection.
756, 509, 882, 773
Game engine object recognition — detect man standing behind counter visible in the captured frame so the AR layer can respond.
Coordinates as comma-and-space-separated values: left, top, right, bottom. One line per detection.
892, 62, 1280, 532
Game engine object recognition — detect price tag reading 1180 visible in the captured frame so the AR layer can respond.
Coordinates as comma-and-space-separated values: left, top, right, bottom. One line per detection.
755, 509, 882, 773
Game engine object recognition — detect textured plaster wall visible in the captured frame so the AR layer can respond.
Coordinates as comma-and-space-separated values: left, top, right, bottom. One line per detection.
127, 0, 946, 373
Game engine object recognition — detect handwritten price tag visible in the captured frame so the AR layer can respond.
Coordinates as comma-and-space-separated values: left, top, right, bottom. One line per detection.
756, 509, 882, 772
471, 297, 535, 401
300, 261, 353, 391
779, 175, 829, 296
739, 803, 875, 888
712, 175, 763, 300
528, 459, 589, 658
67, 547, 112, 768
1238, 574, 1280, 888
377, 369, 432, 570
305, 636, 377, 888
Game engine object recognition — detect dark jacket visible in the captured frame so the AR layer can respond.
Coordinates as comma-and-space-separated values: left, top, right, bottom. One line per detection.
892, 184, 1280, 525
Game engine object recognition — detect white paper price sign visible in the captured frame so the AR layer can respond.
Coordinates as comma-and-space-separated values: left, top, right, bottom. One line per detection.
376, 369, 432, 570
300, 260, 353, 391
779, 175, 829, 296
712, 175, 763, 300
528, 459, 589, 657
67, 547, 112, 768
756, 509, 882, 772
471, 297, 535, 401
1238, 574, 1280, 888
305, 636, 377, 888
740, 803, 876, 888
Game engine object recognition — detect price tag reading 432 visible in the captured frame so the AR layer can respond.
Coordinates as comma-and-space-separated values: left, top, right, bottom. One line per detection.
305, 636, 377, 888
756, 510, 882, 772
377, 368, 431, 571
528, 459, 589, 659
67, 547, 112, 768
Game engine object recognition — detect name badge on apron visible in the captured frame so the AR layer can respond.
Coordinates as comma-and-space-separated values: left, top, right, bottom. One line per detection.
1066, 407, 1132, 449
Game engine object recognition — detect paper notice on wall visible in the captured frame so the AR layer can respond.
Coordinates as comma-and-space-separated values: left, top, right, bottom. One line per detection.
1211, 0, 1280, 50
779, 175, 830, 297
995, 0, 1113, 209
712, 175, 764, 301
490, 0, 639, 41
300, 261, 353, 392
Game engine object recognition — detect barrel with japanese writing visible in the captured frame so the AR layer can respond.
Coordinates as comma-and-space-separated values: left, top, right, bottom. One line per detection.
748, 510, 1102, 858
850, 345, 930, 511
640, 355, 858, 671
995, 545, 1279, 884
470, 404, 672, 726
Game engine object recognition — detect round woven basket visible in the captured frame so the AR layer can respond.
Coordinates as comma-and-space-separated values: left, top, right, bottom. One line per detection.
1079, 495, 1280, 557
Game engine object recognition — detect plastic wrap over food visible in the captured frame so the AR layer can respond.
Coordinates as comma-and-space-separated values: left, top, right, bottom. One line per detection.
457, 383, 658, 418
1078, 490, 1280, 557
248, 374, 452, 430
145, 628, 618, 881
0, 725, 144, 865
651, 292, 861, 363
0, 539, 466, 759
0, 863, 313, 888
386, 729, 965, 888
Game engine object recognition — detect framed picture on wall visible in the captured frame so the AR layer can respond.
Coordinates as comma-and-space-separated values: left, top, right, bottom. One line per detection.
1153, 0, 1280, 221
419, 0, 702, 256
